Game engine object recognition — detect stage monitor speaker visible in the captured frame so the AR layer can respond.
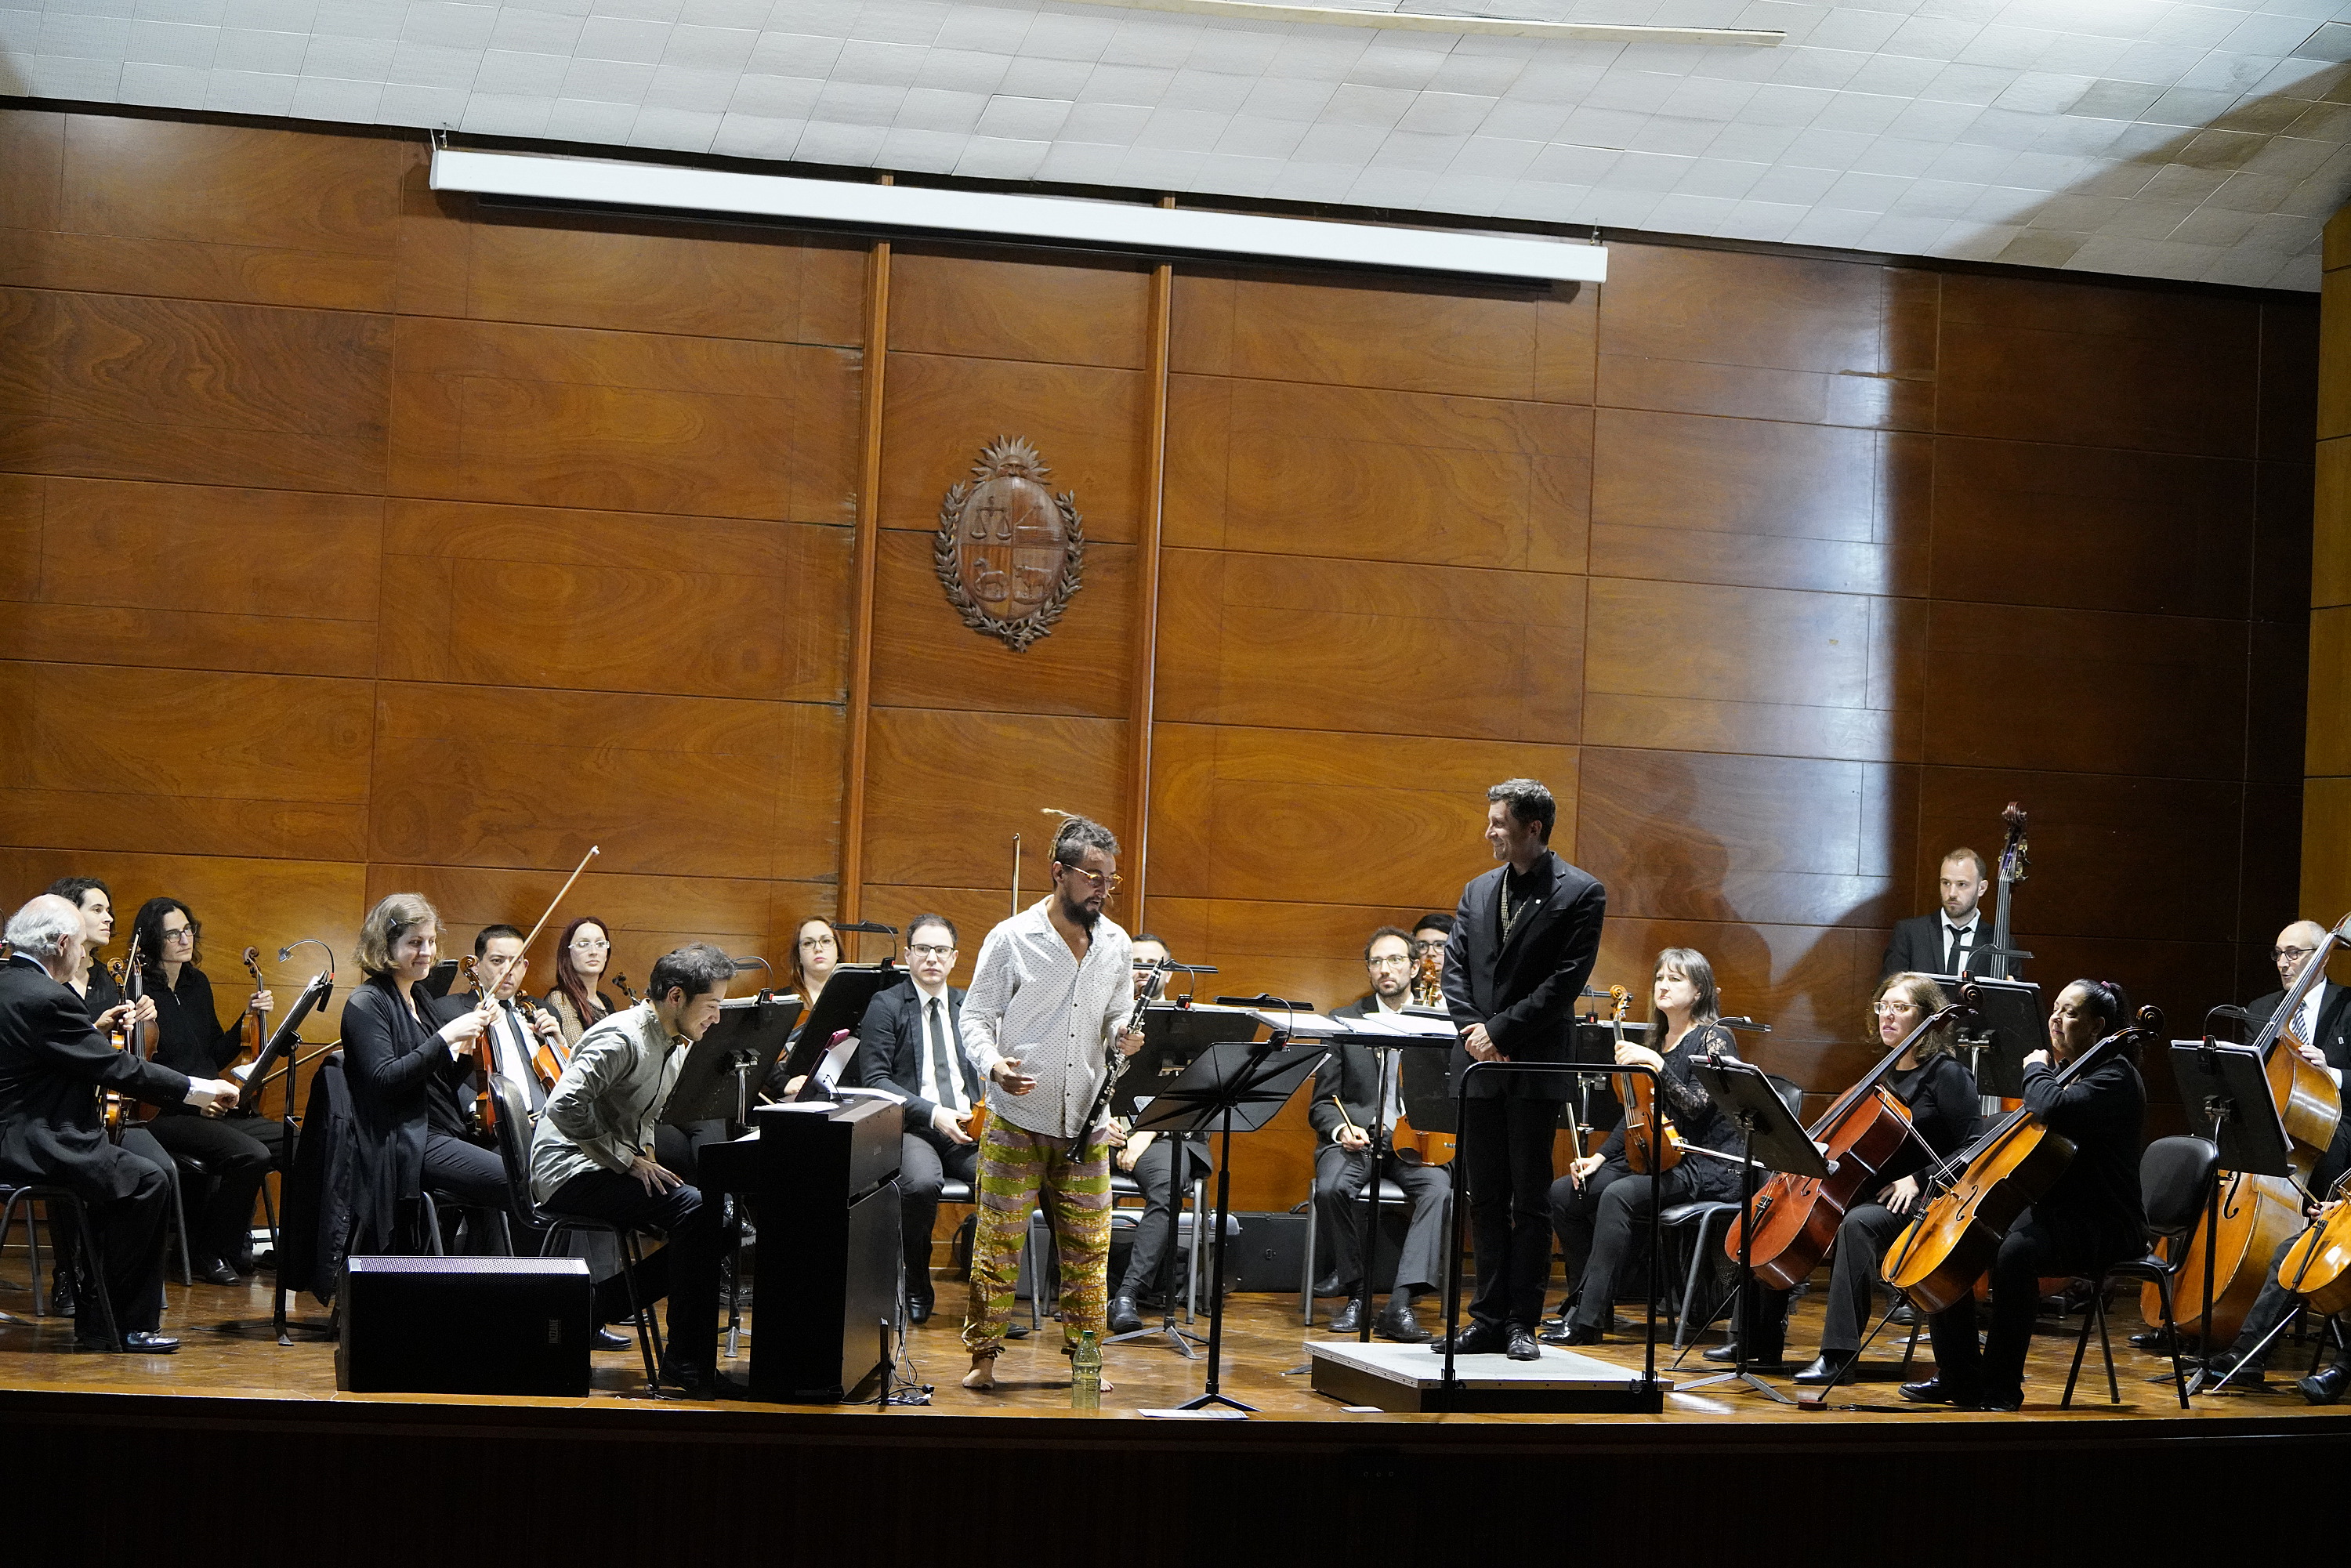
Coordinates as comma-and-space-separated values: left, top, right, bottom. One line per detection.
339, 1255, 593, 1396
1227, 1211, 1310, 1293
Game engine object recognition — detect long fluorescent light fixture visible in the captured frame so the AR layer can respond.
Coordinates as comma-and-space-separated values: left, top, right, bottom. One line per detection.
1056, 0, 1783, 45
430, 147, 1607, 285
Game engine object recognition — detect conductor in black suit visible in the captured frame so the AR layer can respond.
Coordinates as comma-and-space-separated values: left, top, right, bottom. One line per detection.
1882, 847, 2005, 980
0, 895, 241, 1351
1440, 779, 1607, 1360
851, 913, 980, 1324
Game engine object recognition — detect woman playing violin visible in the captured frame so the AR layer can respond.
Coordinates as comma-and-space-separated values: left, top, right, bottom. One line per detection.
1548, 948, 1744, 1345
1761, 973, 1979, 1383
543, 916, 618, 1048
129, 896, 284, 1283
1903, 978, 2145, 1411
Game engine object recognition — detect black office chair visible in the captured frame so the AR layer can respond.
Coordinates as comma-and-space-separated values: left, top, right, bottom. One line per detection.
484, 1074, 664, 1394
2063, 1134, 2213, 1410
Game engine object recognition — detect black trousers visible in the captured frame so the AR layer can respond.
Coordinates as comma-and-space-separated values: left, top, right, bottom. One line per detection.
141, 1112, 288, 1266
1817, 1201, 1911, 1353
1116, 1135, 1212, 1300
1461, 1097, 1561, 1328
67, 1150, 172, 1336
1560, 1164, 1715, 1333
1926, 1204, 2118, 1401
1312, 1142, 1451, 1297
2225, 1232, 2308, 1368
546, 1168, 726, 1373
418, 1132, 509, 1252
899, 1125, 979, 1299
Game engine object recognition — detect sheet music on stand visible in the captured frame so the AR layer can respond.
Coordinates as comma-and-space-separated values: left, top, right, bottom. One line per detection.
771, 961, 900, 1089
665, 993, 802, 1126
1110, 1002, 1262, 1120
1925, 973, 2041, 1099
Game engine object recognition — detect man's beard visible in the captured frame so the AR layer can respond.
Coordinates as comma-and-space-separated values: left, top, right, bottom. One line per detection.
1059, 893, 1101, 931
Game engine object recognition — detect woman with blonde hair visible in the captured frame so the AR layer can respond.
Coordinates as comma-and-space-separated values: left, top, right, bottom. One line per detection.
340, 893, 499, 1253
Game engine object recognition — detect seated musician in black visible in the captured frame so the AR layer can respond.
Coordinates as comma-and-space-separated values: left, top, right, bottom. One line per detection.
0, 896, 240, 1351
1107, 932, 1216, 1334
1755, 973, 1978, 1382
1303, 925, 1451, 1342
1549, 947, 1744, 1345
851, 913, 980, 1325
531, 942, 734, 1395
339, 893, 502, 1255
128, 896, 284, 1284
2189, 919, 2351, 1400
1902, 978, 2145, 1412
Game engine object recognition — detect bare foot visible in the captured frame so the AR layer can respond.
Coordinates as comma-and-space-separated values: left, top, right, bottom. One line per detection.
963, 1353, 998, 1391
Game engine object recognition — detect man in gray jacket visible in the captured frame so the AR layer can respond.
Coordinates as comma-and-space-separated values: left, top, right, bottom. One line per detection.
531, 941, 733, 1392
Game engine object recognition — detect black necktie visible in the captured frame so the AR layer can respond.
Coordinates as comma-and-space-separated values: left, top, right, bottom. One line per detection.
1943, 925, 1965, 974
927, 998, 960, 1112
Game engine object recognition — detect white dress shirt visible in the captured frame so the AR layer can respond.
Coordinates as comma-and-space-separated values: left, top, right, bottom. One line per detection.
959, 899, 1133, 1139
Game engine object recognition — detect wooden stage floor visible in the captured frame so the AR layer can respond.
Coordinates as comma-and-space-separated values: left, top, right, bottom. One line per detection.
2, 1264, 2345, 1429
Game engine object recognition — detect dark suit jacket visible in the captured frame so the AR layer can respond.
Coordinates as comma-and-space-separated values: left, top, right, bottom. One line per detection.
1310, 995, 1398, 1143
852, 980, 978, 1128
342, 976, 474, 1251
1440, 849, 1607, 1100
0, 955, 190, 1201
1881, 914, 2005, 980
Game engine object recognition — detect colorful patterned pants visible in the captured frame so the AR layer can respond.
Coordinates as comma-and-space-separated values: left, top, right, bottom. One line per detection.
963, 1117, 1112, 1355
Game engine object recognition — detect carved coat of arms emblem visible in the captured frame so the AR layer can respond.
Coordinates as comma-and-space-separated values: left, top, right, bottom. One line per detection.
933, 436, 1084, 653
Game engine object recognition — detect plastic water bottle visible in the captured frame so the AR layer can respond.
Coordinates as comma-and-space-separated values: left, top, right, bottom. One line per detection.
1070, 1328, 1102, 1410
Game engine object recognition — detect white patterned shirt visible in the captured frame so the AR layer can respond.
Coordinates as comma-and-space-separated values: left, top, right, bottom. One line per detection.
959, 899, 1133, 1139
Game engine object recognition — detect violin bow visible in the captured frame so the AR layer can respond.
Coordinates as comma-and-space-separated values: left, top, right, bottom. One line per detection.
518, 844, 600, 953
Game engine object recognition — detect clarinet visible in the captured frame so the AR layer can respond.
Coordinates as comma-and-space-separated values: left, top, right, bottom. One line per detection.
1069, 956, 1175, 1155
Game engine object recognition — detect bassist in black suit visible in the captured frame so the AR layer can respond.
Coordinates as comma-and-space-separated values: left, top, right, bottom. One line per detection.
850, 914, 980, 1324
1440, 779, 1607, 1360
1881, 848, 2006, 980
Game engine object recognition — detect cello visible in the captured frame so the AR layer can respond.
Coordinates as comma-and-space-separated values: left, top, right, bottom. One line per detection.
1883, 1004, 2163, 1314
2145, 911, 2349, 1342
1617, 985, 1685, 1176
2273, 1185, 2351, 1318
1728, 989, 1975, 1291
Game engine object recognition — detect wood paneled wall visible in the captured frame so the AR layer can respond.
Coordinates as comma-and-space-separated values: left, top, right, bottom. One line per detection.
2313, 205, 2351, 927
0, 108, 2317, 1204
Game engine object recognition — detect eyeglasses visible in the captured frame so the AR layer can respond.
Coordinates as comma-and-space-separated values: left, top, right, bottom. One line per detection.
1367, 955, 1412, 970
1411, 939, 1445, 954
2276, 946, 2317, 961
1059, 865, 1122, 893
1873, 1001, 1918, 1016
570, 936, 609, 951
160, 926, 194, 943
908, 943, 956, 958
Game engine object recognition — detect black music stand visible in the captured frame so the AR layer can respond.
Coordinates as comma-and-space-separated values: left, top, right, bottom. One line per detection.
664, 995, 802, 1127
1677, 1058, 1828, 1404
1927, 975, 2039, 1101
772, 962, 898, 1092
230, 965, 335, 1345
1131, 1034, 1331, 1412
2171, 1040, 2294, 1388
1107, 998, 1252, 1356
1328, 1011, 1456, 1345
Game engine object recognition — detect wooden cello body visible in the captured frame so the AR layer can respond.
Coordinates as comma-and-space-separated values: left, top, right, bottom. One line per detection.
1727, 995, 1973, 1290
2144, 912, 2348, 1336
2275, 1200, 2351, 1317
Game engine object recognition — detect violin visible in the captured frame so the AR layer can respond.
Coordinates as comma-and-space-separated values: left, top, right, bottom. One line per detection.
610, 972, 642, 1007
455, 956, 500, 1140
1729, 994, 1972, 1290
1884, 1005, 2162, 1314
1618, 986, 1685, 1177
100, 933, 146, 1137
2146, 910, 2349, 1343
221, 946, 267, 1085
513, 991, 569, 1092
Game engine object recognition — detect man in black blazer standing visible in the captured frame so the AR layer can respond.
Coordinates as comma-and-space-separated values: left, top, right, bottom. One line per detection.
1882, 848, 2004, 980
0, 895, 240, 1351
851, 913, 981, 1324
1440, 779, 1607, 1360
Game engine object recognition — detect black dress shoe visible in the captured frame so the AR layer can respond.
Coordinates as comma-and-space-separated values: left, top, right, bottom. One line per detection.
2198, 1349, 2265, 1389
1312, 1273, 1349, 1298
1556, 1322, 1604, 1346
81, 1329, 181, 1353
1701, 1339, 1742, 1363
51, 1276, 78, 1319
1433, 1319, 1511, 1355
1793, 1351, 1857, 1386
907, 1293, 933, 1326
2128, 1327, 2173, 1353
1886, 1300, 1915, 1326
195, 1259, 239, 1287
1976, 1389, 2023, 1412
1898, 1376, 1976, 1406
595, 1327, 631, 1350
1005, 1320, 1030, 1339
2299, 1361, 2351, 1405
1107, 1295, 1143, 1334
1329, 1298, 1368, 1334
1375, 1302, 1430, 1343
1505, 1324, 1541, 1361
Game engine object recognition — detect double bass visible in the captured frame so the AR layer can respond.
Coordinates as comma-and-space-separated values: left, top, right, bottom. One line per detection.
1728, 990, 1976, 1290
2146, 910, 2350, 1342
1883, 1005, 2163, 1313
